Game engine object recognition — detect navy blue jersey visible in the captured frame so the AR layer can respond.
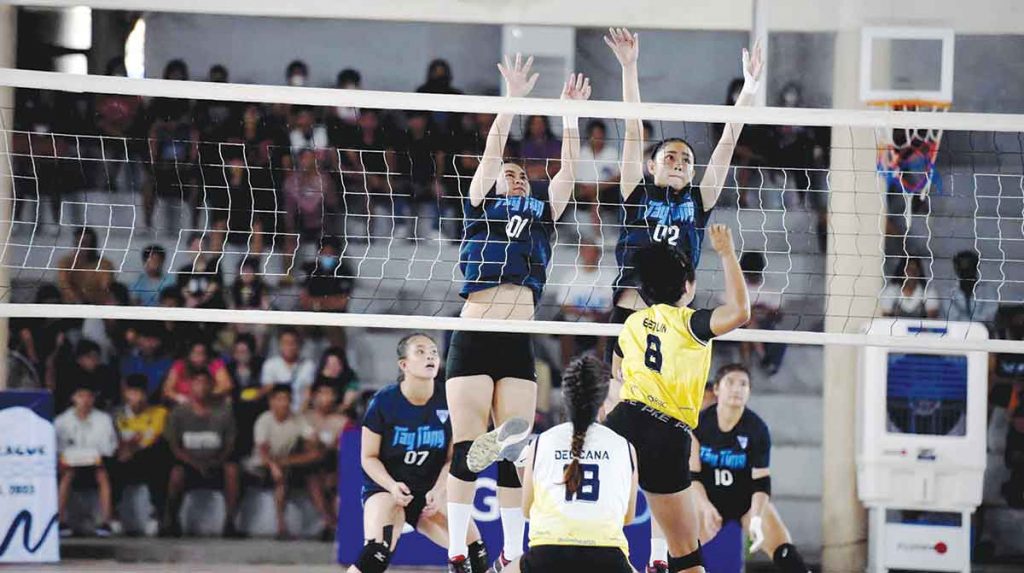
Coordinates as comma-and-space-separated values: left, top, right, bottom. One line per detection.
459, 189, 554, 304
695, 404, 771, 520
362, 382, 451, 495
614, 183, 711, 301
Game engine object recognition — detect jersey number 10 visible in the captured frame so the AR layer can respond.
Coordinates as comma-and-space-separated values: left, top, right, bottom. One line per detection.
714, 468, 734, 487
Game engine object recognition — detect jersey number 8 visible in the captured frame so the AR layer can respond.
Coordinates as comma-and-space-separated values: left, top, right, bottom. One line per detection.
644, 334, 663, 372
563, 463, 601, 502
404, 451, 429, 466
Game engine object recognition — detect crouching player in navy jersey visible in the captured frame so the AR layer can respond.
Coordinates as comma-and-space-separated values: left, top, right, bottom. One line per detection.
686, 364, 810, 573
350, 334, 489, 573
493, 355, 638, 573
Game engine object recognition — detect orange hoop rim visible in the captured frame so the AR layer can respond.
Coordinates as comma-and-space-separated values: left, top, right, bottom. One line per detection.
866, 99, 952, 110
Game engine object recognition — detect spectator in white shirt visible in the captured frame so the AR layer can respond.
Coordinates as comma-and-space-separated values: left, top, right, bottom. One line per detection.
555, 240, 614, 364
55, 384, 118, 538
880, 257, 940, 319
261, 327, 317, 411
249, 384, 329, 540
945, 250, 997, 326
576, 120, 621, 228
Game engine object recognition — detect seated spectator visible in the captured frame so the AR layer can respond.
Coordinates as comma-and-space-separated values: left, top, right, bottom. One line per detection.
992, 306, 1024, 506
554, 240, 613, 365
80, 282, 132, 364
313, 347, 360, 417
340, 109, 394, 235
56, 383, 118, 538
130, 245, 173, 306
231, 257, 270, 311
766, 82, 830, 210
163, 370, 242, 538
735, 252, 786, 375
195, 64, 238, 141
521, 115, 561, 181
120, 322, 173, 401
56, 227, 115, 305
11, 283, 64, 380
283, 148, 338, 243
945, 250, 998, 325
299, 238, 354, 313
879, 257, 940, 319
395, 110, 447, 239
176, 233, 227, 310
229, 334, 265, 462
326, 68, 362, 145
289, 106, 329, 158
110, 374, 170, 534
94, 57, 144, 193
248, 384, 331, 540
416, 59, 463, 136
163, 340, 232, 405
52, 339, 119, 412
261, 328, 316, 412
576, 119, 621, 220
286, 60, 309, 87
304, 382, 345, 539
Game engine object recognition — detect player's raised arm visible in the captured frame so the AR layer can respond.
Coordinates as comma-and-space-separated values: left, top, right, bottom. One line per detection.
708, 225, 751, 335
699, 39, 764, 209
604, 27, 644, 199
549, 73, 591, 220
469, 54, 539, 207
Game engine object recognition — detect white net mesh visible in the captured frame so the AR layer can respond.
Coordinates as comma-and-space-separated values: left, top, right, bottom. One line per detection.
1, 72, 1024, 351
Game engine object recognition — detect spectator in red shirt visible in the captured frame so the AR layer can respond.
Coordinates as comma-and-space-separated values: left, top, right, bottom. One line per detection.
162, 340, 233, 405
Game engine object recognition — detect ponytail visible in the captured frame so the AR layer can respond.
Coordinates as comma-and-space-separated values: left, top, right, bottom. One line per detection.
560, 355, 610, 496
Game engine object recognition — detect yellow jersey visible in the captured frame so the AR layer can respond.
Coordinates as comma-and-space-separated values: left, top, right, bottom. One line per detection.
115, 405, 168, 449
617, 304, 713, 428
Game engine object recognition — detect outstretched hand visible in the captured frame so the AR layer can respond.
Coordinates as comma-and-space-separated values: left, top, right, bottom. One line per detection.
498, 53, 539, 98
604, 27, 639, 67
561, 73, 592, 101
742, 38, 765, 88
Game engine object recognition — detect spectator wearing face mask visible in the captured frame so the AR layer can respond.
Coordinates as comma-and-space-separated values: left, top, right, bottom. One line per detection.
944, 250, 998, 326
299, 238, 354, 314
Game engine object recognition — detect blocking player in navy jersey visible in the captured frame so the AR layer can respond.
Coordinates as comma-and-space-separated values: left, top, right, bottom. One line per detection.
686, 364, 810, 573
445, 55, 592, 573
351, 334, 488, 573
604, 28, 764, 321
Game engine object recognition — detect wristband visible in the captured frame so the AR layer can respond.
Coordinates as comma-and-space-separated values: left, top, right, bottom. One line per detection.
752, 475, 771, 495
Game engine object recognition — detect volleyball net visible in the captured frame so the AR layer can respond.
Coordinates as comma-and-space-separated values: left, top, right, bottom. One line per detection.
1, 68, 1023, 352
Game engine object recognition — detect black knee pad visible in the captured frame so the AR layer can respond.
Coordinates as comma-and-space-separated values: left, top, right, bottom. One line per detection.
772, 543, 810, 573
355, 541, 391, 573
497, 460, 521, 488
668, 544, 703, 572
450, 441, 479, 483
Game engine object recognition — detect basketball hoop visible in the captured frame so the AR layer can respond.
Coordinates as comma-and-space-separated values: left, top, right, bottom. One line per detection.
871, 99, 951, 200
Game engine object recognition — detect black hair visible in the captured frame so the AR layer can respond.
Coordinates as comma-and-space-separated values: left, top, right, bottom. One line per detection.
278, 326, 301, 341
739, 251, 767, 286
396, 333, 436, 382
109, 282, 130, 306
585, 119, 607, 135
74, 339, 101, 359
163, 59, 189, 80
209, 64, 229, 81
890, 256, 926, 284
142, 244, 166, 262
35, 283, 61, 304
158, 286, 183, 306
124, 373, 148, 391
525, 115, 554, 141
561, 355, 610, 495
269, 383, 293, 397
286, 60, 308, 77
713, 363, 751, 387
234, 332, 257, 352
725, 78, 745, 105
648, 137, 695, 164
337, 68, 361, 87
634, 243, 695, 306
953, 250, 979, 281
105, 57, 126, 76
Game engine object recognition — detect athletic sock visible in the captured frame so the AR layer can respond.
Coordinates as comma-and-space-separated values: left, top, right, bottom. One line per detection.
447, 502, 473, 559
773, 543, 810, 573
650, 535, 668, 565
499, 507, 526, 560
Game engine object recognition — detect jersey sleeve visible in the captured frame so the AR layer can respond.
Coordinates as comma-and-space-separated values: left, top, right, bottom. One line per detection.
693, 184, 711, 219
362, 393, 385, 435
750, 418, 772, 469
689, 309, 714, 344
616, 312, 644, 357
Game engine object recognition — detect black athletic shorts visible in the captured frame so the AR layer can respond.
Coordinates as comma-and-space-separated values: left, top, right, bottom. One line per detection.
446, 330, 536, 382
604, 401, 693, 494
361, 487, 429, 527
520, 545, 632, 573
177, 463, 231, 491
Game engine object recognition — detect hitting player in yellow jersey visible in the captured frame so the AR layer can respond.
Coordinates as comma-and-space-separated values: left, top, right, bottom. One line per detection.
605, 224, 751, 573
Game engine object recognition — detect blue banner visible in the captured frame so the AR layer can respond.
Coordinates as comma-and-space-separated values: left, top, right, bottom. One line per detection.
0, 391, 60, 563
336, 427, 741, 571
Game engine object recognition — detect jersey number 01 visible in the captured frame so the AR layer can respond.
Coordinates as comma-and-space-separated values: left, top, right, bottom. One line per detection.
506, 215, 528, 239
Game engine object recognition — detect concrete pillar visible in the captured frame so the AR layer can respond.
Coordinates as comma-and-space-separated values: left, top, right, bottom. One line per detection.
821, 26, 878, 571
0, 4, 15, 390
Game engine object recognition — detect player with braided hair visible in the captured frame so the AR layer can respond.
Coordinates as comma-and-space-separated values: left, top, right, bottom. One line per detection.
486, 355, 638, 573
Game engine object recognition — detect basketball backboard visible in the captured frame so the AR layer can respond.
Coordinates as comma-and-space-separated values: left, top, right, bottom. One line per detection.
860, 27, 955, 105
